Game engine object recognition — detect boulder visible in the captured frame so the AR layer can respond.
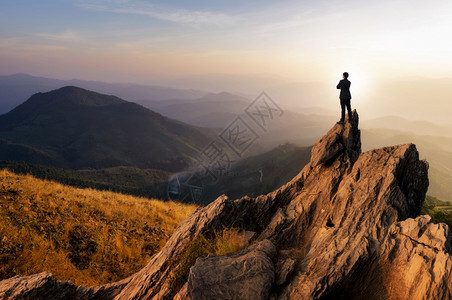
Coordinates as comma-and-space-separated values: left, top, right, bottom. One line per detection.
187, 240, 276, 300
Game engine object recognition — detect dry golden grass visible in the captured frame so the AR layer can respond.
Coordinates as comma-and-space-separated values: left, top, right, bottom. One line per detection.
213, 228, 247, 256
167, 228, 248, 294
0, 169, 197, 285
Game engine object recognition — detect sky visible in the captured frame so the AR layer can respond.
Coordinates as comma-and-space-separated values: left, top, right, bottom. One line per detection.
1, 0, 452, 97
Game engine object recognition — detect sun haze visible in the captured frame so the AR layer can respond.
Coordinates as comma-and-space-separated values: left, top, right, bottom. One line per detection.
1, 0, 452, 121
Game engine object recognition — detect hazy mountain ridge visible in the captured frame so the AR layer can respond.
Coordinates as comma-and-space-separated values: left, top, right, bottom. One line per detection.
140, 92, 337, 149
137, 92, 250, 128
0, 86, 212, 171
0, 73, 207, 114
361, 115, 452, 138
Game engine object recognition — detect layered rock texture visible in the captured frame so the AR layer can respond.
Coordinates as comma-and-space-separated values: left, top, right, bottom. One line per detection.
1, 111, 451, 299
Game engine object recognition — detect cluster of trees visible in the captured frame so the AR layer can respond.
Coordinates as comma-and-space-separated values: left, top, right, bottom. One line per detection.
0, 161, 170, 199
421, 195, 452, 228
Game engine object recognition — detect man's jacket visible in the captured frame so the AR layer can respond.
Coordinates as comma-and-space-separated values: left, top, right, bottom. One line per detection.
336, 79, 352, 99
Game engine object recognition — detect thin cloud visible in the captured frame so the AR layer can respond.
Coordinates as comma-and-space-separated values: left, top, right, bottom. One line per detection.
0, 37, 68, 54
76, 0, 237, 27
34, 30, 85, 43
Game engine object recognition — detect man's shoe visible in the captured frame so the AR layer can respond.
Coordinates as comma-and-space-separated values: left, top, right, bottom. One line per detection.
336, 120, 344, 125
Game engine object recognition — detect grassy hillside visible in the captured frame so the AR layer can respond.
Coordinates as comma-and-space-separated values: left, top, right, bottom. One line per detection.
0, 170, 197, 285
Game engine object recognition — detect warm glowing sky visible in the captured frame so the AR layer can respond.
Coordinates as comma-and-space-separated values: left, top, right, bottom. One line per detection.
2, 0, 452, 86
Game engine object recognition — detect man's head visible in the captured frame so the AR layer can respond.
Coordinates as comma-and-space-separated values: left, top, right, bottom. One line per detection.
343, 72, 349, 79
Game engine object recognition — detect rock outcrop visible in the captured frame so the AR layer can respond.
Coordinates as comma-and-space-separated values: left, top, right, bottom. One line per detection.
1, 110, 451, 299
188, 239, 276, 300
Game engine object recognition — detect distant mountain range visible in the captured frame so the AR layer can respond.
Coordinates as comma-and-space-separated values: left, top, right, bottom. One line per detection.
139, 91, 337, 150
1, 74, 451, 204
0, 73, 338, 149
0, 73, 207, 114
137, 92, 250, 128
0, 86, 211, 171
362, 127, 452, 202
361, 115, 452, 137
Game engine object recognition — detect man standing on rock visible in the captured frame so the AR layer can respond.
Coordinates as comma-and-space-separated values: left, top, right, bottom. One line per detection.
336, 72, 352, 124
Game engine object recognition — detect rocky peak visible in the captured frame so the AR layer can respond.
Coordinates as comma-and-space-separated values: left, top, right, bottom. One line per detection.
310, 110, 361, 167
1, 110, 450, 300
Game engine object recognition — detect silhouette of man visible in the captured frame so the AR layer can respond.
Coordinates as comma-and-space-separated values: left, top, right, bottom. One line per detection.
336, 72, 352, 124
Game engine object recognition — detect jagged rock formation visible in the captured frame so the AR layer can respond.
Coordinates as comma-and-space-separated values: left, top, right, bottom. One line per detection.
1, 111, 451, 299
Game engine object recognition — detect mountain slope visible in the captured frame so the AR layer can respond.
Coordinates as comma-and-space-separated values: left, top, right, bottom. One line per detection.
0, 86, 211, 171
0, 73, 206, 114
1, 110, 450, 299
198, 143, 312, 204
